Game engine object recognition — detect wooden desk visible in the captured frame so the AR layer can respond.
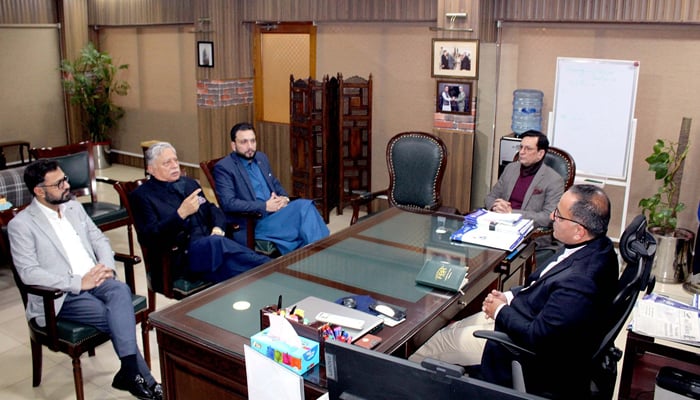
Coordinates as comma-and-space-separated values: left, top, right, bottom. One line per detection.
0, 140, 31, 169
149, 208, 510, 400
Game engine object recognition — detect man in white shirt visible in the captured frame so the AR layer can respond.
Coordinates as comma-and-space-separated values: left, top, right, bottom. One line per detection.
8, 159, 161, 400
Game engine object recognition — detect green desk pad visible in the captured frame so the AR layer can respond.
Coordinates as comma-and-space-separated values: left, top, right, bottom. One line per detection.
287, 237, 429, 302
358, 211, 432, 246
187, 272, 355, 338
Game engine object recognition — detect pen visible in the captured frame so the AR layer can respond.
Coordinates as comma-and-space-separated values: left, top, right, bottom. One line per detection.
277, 294, 282, 311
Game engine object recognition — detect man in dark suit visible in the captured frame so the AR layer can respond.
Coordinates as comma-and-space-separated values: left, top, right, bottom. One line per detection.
130, 142, 270, 283
213, 123, 329, 255
8, 160, 162, 400
410, 184, 618, 398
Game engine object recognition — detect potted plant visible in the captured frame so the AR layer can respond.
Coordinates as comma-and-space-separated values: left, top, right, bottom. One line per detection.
59, 42, 129, 167
638, 135, 694, 284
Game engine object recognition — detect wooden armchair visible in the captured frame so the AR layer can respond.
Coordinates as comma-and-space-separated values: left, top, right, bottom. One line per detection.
350, 132, 449, 225
0, 207, 150, 400
30, 141, 134, 254
113, 179, 214, 313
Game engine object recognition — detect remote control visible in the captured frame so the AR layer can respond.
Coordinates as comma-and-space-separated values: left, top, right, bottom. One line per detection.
315, 312, 365, 330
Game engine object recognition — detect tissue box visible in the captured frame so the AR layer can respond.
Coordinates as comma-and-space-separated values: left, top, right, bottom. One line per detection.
250, 327, 320, 375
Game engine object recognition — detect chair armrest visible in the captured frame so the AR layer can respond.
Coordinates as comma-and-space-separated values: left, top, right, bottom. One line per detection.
30, 284, 64, 350
349, 189, 388, 225
530, 226, 553, 239
114, 252, 142, 294
96, 176, 119, 186
473, 330, 536, 358
227, 211, 263, 249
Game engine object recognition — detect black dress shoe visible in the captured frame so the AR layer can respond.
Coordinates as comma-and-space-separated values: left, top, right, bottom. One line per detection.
112, 372, 155, 400
150, 383, 163, 400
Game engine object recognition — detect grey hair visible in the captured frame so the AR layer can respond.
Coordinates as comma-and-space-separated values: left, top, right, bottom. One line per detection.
145, 142, 176, 167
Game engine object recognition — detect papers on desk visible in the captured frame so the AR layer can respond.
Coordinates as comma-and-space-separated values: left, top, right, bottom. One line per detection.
244, 344, 305, 400
631, 293, 700, 345
450, 209, 533, 251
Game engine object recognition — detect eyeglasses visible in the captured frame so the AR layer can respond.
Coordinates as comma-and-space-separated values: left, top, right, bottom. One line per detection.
553, 208, 590, 231
40, 175, 69, 189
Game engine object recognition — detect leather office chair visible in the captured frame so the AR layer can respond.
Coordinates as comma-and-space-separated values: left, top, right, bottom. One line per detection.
474, 214, 656, 399
0, 206, 150, 400
199, 157, 280, 257
113, 179, 214, 313
29, 142, 134, 254
350, 132, 449, 225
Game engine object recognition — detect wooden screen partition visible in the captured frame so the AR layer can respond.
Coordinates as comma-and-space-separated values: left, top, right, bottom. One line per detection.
289, 74, 373, 222
434, 129, 474, 214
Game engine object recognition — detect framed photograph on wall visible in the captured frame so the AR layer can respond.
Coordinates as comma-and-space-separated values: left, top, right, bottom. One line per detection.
197, 41, 214, 67
436, 80, 473, 114
431, 39, 479, 79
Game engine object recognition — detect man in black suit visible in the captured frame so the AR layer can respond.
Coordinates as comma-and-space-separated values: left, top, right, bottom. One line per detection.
410, 184, 618, 398
130, 142, 270, 283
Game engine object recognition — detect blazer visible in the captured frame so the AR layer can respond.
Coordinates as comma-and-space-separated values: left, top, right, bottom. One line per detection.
129, 176, 226, 252
8, 198, 115, 324
484, 161, 564, 228
213, 152, 287, 242
481, 235, 619, 396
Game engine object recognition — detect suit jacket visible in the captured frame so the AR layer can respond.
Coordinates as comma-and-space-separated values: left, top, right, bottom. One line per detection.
213, 152, 287, 243
485, 161, 564, 228
8, 198, 115, 324
129, 176, 225, 253
481, 235, 619, 396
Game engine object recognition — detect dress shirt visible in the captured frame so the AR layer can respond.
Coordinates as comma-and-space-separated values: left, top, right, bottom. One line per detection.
37, 202, 94, 277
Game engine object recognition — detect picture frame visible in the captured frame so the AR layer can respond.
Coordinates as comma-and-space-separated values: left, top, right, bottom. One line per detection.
436, 80, 473, 114
431, 39, 479, 79
197, 41, 214, 68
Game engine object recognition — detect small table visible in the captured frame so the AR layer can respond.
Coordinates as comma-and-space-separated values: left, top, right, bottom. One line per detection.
0, 140, 31, 169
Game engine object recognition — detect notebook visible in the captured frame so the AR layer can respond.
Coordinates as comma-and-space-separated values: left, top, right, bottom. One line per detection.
290, 296, 384, 343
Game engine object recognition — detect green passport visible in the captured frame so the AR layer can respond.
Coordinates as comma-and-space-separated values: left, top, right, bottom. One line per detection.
415, 260, 469, 292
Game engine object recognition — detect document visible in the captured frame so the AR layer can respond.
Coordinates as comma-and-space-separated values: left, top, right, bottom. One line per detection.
244, 344, 305, 400
450, 218, 533, 251
631, 293, 700, 345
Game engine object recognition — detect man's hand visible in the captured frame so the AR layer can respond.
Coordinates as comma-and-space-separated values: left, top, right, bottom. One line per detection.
491, 198, 513, 213
81, 264, 114, 290
265, 192, 289, 213
482, 289, 507, 319
177, 188, 202, 219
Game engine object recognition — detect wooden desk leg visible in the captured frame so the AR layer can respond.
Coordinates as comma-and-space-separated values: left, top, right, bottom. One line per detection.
619, 333, 639, 399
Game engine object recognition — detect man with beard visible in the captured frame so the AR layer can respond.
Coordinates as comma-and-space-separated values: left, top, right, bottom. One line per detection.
7, 160, 162, 400
130, 142, 270, 283
213, 122, 329, 255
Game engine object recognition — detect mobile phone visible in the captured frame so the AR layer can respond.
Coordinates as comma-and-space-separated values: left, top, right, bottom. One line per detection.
369, 302, 406, 321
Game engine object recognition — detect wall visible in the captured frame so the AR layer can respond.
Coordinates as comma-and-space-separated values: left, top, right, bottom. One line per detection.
494, 23, 700, 237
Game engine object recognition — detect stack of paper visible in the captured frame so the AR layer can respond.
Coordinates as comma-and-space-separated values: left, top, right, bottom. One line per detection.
450, 210, 533, 251
630, 293, 700, 345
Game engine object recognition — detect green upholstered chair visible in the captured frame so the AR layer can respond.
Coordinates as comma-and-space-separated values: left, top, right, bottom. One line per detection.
113, 179, 213, 313
0, 207, 150, 400
350, 132, 449, 225
29, 142, 134, 254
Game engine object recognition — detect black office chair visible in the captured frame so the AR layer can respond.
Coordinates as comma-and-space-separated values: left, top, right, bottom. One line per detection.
350, 132, 449, 225
474, 214, 656, 399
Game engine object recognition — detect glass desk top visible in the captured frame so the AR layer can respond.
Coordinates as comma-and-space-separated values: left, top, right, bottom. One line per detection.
151, 208, 507, 356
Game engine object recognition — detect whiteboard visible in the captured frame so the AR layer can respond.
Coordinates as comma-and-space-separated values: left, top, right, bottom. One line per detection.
551, 57, 639, 179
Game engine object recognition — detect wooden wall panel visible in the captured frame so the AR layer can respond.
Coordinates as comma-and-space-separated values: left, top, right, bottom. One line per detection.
239, 0, 437, 22
87, 0, 193, 25
434, 129, 474, 214
0, 0, 55, 24
256, 122, 292, 191
493, 0, 700, 23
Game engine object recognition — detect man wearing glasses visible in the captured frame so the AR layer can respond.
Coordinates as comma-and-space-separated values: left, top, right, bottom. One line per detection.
485, 130, 564, 230
7, 160, 162, 400
410, 185, 618, 398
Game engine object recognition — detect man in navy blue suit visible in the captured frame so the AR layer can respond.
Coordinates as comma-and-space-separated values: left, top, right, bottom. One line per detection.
213, 123, 329, 255
410, 184, 618, 398
130, 142, 270, 283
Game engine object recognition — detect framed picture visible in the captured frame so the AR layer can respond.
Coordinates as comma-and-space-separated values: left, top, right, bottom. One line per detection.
436, 80, 473, 114
431, 39, 479, 79
197, 41, 214, 67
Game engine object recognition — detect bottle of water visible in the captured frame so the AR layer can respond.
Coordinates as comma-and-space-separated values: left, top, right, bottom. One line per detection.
511, 89, 543, 136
